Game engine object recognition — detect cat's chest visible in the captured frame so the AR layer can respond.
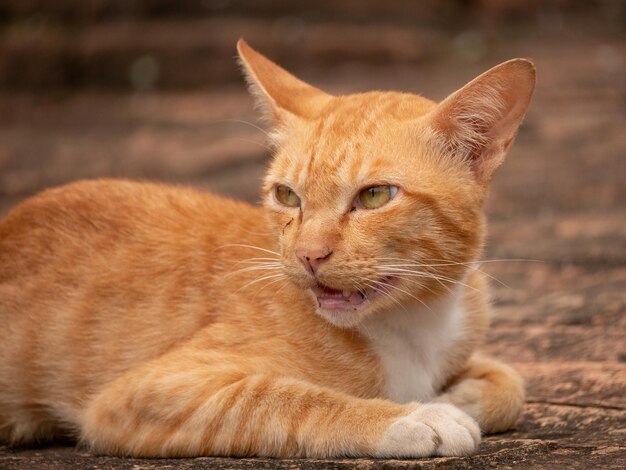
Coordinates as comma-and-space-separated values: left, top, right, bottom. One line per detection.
359, 294, 466, 403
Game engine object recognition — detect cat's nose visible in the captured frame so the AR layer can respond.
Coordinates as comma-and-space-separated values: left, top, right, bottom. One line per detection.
295, 246, 333, 274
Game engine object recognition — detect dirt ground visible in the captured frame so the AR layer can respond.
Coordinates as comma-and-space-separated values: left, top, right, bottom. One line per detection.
0, 2, 625, 468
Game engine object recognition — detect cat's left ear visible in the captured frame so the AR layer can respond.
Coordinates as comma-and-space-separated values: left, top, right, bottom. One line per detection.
237, 39, 333, 123
426, 59, 536, 185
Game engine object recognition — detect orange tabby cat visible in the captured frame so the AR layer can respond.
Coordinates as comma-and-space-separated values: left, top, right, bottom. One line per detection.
0, 39, 535, 458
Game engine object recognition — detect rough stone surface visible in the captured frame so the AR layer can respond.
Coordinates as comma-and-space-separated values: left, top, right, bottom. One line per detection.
0, 2, 625, 468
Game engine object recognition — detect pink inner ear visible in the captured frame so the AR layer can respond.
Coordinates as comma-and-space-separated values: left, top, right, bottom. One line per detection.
429, 93, 504, 181
428, 59, 535, 184
462, 102, 509, 178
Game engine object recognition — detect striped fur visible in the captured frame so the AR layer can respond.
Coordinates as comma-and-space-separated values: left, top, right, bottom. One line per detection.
0, 40, 535, 457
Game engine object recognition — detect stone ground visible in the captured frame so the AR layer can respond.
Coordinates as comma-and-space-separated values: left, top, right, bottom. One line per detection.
0, 3, 625, 468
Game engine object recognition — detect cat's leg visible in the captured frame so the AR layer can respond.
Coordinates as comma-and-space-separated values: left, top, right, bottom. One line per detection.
80, 346, 480, 458
434, 354, 525, 433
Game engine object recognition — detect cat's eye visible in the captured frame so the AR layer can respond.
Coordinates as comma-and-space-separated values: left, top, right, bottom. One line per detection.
275, 185, 301, 207
355, 185, 398, 210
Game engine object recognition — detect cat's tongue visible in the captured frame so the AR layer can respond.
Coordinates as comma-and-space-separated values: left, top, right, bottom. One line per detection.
314, 284, 366, 310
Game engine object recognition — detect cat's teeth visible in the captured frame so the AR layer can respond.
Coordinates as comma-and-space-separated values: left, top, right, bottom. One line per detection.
342, 289, 351, 299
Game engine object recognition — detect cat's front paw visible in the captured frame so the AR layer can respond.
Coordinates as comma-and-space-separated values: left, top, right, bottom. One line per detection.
375, 403, 480, 458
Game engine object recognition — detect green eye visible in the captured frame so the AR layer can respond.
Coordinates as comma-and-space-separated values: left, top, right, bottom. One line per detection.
356, 185, 398, 210
275, 185, 301, 207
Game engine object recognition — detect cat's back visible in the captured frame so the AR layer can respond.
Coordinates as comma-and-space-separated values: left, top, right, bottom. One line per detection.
1, 178, 254, 254
0, 178, 267, 330
0, 179, 270, 436
1, 178, 261, 278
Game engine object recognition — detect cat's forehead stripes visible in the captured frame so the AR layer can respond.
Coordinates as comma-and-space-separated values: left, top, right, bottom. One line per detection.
287, 94, 410, 195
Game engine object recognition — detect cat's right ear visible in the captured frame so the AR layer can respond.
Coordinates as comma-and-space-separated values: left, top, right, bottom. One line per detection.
237, 39, 332, 123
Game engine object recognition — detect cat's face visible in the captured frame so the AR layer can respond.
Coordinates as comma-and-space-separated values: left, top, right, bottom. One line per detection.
263, 93, 484, 327
238, 40, 535, 328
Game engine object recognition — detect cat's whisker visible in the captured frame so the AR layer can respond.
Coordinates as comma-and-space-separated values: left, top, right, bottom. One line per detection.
375, 258, 487, 288
419, 259, 516, 289
210, 119, 294, 156
378, 262, 466, 268
376, 260, 510, 289
235, 258, 282, 265
372, 287, 407, 313
376, 258, 540, 287
381, 270, 456, 295
230, 137, 275, 153
346, 277, 400, 312
229, 264, 281, 271
236, 273, 287, 293
225, 257, 282, 274
377, 267, 455, 284
377, 267, 478, 292
227, 257, 282, 269
359, 278, 408, 313
225, 264, 282, 279
376, 257, 464, 266
360, 275, 433, 315
375, 257, 542, 267
380, 265, 469, 292
347, 278, 384, 310
388, 273, 440, 298
218, 243, 281, 258
212, 118, 272, 138
422, 257, 544, 265
465, 266, 509, 288
273, 278, 293, 297
230, 258, 282, 266
381, 270, 457, 299
382, 282, 435, 315
251, 275, 289, 297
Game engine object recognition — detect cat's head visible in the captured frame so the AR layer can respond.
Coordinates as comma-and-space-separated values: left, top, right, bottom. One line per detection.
237, 39, 535, 328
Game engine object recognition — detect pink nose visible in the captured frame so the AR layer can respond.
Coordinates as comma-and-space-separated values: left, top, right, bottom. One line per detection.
295, 246, 333, 274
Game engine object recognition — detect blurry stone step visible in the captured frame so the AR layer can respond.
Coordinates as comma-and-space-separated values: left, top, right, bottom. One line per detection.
507, 403, 626, 449
485, 323, 624, 363
0, 91, 266, 213
0, 437, 618, 469
489, 110, 626, 218
485, 263, 626, 328
0, 17, 439, 90
514, 362, 626, 409
486, 214, 626, 266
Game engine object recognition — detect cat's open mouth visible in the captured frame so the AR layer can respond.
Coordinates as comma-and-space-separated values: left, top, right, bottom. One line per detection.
311, 277, 394, 311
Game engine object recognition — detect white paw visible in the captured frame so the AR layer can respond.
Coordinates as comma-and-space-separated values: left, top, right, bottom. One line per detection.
375, 403, 481, 458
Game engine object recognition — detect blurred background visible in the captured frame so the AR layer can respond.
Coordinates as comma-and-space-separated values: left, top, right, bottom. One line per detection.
0, 2, 625, 281
0, 1, 625, 465
2, 0, 625, 309
1, 0, 624, 220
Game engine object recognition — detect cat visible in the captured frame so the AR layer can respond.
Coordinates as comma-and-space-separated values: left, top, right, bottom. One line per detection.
0, 39, 535, 458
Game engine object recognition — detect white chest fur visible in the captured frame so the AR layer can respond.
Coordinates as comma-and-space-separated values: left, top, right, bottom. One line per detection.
359, 291, 466, 403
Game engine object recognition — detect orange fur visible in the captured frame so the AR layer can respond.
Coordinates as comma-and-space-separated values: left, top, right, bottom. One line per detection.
0, 40, 535, 458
